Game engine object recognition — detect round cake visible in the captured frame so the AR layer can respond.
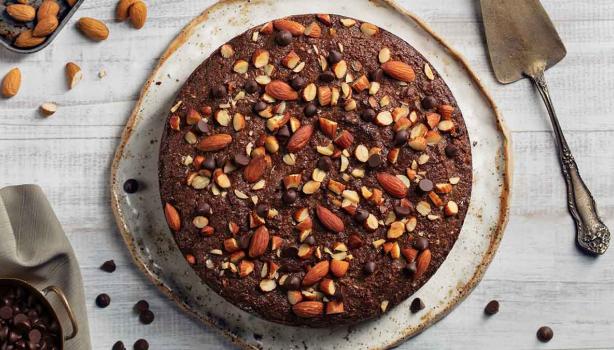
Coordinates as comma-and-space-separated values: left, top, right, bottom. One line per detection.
159, 14, 472, 327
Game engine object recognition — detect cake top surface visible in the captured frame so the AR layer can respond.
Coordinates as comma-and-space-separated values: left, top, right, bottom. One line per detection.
159, 13, 472, 327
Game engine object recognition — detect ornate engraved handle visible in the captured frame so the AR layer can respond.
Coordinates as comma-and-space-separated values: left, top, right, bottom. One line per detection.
529, 71, 610, 255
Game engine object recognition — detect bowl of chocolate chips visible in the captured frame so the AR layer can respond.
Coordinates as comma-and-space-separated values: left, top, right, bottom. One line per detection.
0, 279, 78, 350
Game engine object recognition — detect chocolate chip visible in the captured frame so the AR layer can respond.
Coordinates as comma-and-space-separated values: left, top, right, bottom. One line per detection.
393, 130, 408, 146
304, 236, 316, 245
304, 103, 317, 117
112, 341, 126, 350
484, 300, 499, 316
203, 157, 216, 170
404, 261, 417, 277
282, 189, 297, 205
255, 204, 268, 218
95, 294, 110, 308
253, 101, 267, 112
0, 306, 13, 320
354, 208, 369, 222
280, 246, 298, 258
319, 71, 335, 83
123, 179, 139, 193
196, 202, 211, 216
317, 156, 332, 171
133, 339, 149, 350
394, 205, 411, 217
13, 314, 30, 332
363, 262, 376, 275
370, 68, 384, 82
195, 119, 209, 134
283, 275, 301, 290
536, 326, 553, 342
421, 96, 437, 110
28, 329, 41, 344
100, 260, 116, 273
418, 179, 434, 193
233, 154, 250, 167
139, 309, 155, 325
328, 50, 342, 64
347, 234, 364, 249
445, 144, 458, 158
413, 237, 429, 251
215, 155, 226, 168
361, 108, 376, 122
367, 154, 382, 168
244, 80, 259, 94
410, 297, 425, 313
133, 300, 149, 314
275, 30, 292, 46
274, 126, 289, 141
290, 76, 306, 90
239, 234, 252, 250
210, 85, 227, 98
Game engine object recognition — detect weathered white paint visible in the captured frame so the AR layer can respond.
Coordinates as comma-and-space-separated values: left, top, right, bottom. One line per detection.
1, 0, 613, 349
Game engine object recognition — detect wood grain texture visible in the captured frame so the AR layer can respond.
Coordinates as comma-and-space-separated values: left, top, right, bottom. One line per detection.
1, 0, 613, 349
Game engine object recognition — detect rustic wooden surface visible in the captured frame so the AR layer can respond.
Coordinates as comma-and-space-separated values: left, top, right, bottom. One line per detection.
1, 0, 613, 349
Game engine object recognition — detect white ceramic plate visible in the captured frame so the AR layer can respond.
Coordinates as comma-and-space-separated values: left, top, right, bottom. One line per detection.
110, 0, 511, 349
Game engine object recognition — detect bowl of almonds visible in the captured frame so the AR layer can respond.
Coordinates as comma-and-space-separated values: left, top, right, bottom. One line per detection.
0, 0, 85, 53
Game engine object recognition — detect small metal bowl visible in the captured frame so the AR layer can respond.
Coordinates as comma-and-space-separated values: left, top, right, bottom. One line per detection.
0, 0, 86, 54
0, 278, 78, 349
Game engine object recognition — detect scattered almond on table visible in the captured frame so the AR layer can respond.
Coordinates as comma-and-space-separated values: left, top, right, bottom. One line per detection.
116, 0, 148, 29
65, 62, 83, 89
77, 17, 110, 41
1, 68, 21, 98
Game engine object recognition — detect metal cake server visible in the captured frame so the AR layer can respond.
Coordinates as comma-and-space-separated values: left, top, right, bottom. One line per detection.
481, 0, 610, 255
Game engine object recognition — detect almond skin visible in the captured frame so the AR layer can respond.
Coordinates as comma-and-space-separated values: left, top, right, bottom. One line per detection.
37, 0, 60, 20
302, 260, 329, 286
116, 0, 139, 21
33, 16, 59, 37
265, 80, 298, 101
286, 125, 313, 152
415, 249, 431, 280
273, 19, 305, 36
382, 61, 416, 82
164, 203, 181, 231
14, 30, 45, 48
1, 68, 21, 98
129, 1, 147, 29
77, 17, 110, 41
243, 156, 267, 183
6, 4, 36, 22
248, 226, 269, 258
376, 172, 408, 198
316, 205, 345, 233
292, 301, 323, 318
196, 134, 232, 152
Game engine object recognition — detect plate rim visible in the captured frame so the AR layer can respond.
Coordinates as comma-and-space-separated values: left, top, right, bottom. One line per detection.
110, 0, 513, 348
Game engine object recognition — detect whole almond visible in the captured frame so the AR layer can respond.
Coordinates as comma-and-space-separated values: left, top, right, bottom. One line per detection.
273, 19, 305, 36
116, 0, 139, 21
376, 172, 408, 198
330, 259, 349, 277
302, 260, 329, 286
33, 16, 59, 37
164, 203, 181, 231
78, 17, 109, 41
37, 0, 60, 20
286, 125, 313, 152
196, 134, 232, 152
316, 205, 344, 233
243, 156, 267, 183
65, 62, 83, 89
265, 80, 298, 101
292, 301, 323, 318
129, 1, 147, 29
415, 249, 431, 279
382, 61, 416, 82
248, 226, 269, 258
7, 4, 36, 22
1, 68, 21, 98
14, 30, 45, 48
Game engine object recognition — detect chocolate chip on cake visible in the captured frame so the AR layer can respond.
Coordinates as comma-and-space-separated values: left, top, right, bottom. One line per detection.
159, 14, 472, 327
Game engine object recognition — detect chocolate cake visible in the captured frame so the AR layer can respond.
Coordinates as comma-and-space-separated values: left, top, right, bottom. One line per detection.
158, 14, 472, 327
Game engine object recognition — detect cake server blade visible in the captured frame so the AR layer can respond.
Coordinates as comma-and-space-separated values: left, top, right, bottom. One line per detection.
481, 0, 610, 255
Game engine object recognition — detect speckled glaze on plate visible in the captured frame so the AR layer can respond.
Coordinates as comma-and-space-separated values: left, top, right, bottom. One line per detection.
110, 1, 512, 349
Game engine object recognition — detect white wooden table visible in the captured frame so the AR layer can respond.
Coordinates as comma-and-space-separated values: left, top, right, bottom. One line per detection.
2, 1, 614, 349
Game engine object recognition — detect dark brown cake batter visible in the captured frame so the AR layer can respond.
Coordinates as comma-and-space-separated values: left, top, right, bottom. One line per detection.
159, 14, 472, 327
